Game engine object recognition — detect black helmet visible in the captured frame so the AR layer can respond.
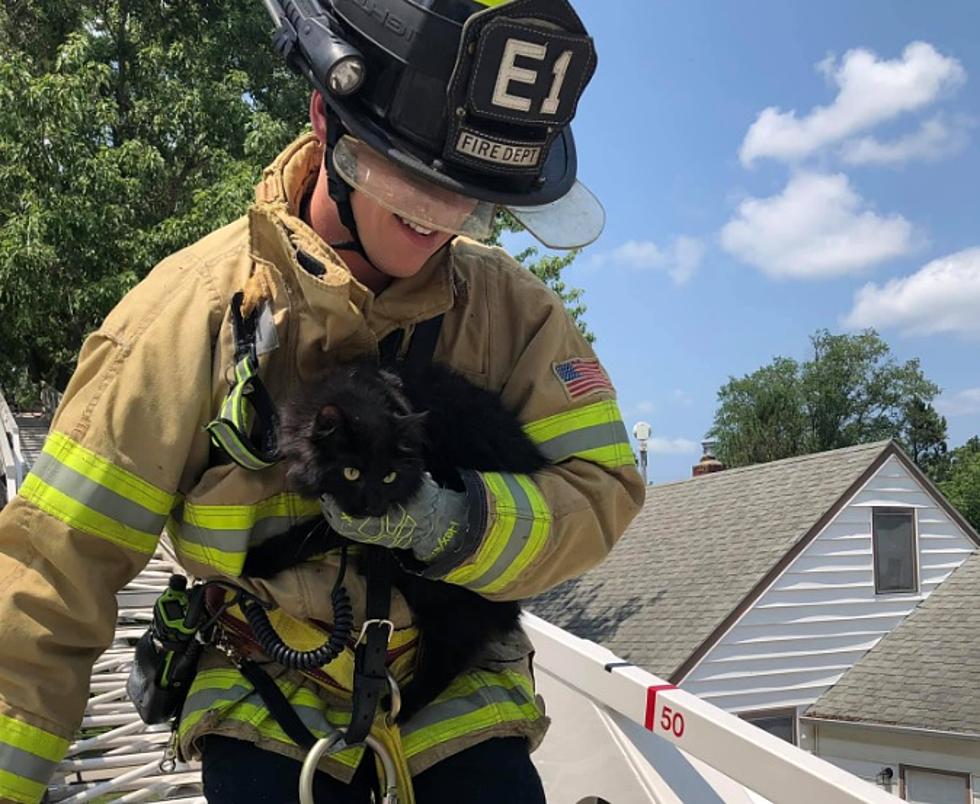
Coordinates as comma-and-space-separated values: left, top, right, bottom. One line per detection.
263, 0, 603, 248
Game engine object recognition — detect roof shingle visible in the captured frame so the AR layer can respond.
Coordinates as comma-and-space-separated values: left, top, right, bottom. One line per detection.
806, 550, 980, 735
528, 440, 892, 679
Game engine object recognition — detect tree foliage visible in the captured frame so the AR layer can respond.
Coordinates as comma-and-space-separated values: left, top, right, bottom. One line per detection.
709, 330, 944, 469
0, 1, 591, 406
487, 210, 592, 342
0, 0, 308, 404
931, 436, 980, 532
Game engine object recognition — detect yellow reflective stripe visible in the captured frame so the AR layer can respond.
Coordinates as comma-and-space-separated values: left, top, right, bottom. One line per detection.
178, 669, 364, 769
0, 712, 70, 804
402, 670, 541, 757
523, 399, 634, 469
42, 432, 173, 513
443, 472, 550, 592
184, 494, 321, 529
473, 0, 510, 6
19, 432, 174, 554
169, 495, 321, 575
20, 475, 160, 555
0, 713, 68, 763
0, 769, 43, 804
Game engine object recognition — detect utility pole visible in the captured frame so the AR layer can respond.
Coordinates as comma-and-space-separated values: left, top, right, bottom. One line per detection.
633, 421, 651, 484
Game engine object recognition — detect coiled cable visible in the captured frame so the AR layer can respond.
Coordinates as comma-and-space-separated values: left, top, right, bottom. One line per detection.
240, 544, 354, 670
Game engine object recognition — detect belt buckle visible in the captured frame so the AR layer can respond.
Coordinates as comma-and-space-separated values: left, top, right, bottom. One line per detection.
355, 618, 394, 648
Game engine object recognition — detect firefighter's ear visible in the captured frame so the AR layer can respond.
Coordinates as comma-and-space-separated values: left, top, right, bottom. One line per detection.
310, 90, 328, 143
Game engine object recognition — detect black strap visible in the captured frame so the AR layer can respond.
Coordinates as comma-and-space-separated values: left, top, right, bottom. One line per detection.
345, 315, 445, 743
238, 658, 317, 750
345, 545, 393, 745
378, 314, 446, 367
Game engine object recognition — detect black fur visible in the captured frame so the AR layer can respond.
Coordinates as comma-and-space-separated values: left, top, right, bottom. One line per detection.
241, 359, 548, 720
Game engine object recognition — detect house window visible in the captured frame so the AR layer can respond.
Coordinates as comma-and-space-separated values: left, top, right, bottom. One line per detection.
739, 708, 796, 744
873, 508, 918, 594
901, 765, 971, 803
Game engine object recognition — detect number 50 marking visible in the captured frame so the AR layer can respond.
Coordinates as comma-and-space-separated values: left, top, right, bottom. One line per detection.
660, 705, 686, 739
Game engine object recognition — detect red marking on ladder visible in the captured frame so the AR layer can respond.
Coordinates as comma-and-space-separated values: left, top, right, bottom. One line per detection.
645, 684, 676, 731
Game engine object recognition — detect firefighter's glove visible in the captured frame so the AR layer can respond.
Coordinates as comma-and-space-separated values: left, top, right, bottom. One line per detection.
320, 474, 469, 563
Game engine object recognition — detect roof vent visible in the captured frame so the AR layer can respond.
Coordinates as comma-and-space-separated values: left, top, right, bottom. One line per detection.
693, 439, 725, 477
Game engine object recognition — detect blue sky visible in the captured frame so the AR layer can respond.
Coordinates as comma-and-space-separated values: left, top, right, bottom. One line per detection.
507, 0, 980, 484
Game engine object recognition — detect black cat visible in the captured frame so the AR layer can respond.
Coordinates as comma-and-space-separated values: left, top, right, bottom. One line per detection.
241, 359, 548, 721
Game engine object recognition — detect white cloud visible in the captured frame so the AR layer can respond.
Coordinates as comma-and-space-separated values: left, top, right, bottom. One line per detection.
646, 437, 700, 455
632, 400, 656, 415
597, 236, 706, 284
843, 247, 980, 337
840, 116, 969, 165
720, 172, 915, 279
937, 388, 980, 417
740, 42, 965, 165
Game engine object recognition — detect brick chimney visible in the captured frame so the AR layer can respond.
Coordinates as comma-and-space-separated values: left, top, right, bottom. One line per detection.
693, 439, 725, 477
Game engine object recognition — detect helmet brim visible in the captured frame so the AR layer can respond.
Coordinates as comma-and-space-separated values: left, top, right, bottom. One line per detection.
325, 94, 604, 248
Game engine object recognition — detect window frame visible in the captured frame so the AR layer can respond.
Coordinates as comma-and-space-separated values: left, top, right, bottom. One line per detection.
899, 763, 971, 803
871, 507, 920, 596
738, 707, 798, 745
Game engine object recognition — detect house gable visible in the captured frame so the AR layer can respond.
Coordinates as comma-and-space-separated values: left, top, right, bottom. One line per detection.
678, 451, 978, 715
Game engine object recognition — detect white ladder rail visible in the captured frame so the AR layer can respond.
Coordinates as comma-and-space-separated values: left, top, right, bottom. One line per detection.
523, 612, 901, 804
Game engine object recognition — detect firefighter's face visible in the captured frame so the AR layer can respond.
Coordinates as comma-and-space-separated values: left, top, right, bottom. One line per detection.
350, 191, 455, 280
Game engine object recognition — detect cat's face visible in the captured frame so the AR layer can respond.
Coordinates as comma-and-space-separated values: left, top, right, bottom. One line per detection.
281, 366, 427, 516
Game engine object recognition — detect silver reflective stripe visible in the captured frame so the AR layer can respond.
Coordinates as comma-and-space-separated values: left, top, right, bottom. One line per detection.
177, 516, 312, 551
534, 420, 630, 463
183, 686, 344, 735
0, 741, 57, 785
30, 451, 168, 535
255, 302, 279, 356
181, 682, 254, 713
463, 473, 535, 591
402, 681, 534, 737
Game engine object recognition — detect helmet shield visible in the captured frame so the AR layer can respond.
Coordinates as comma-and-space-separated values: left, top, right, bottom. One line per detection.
332, 136, 496, 239
506, 181, 605, 250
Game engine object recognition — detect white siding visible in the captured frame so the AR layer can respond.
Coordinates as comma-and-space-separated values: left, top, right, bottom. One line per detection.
681, 455, 977, 715
806, 720, 980, 804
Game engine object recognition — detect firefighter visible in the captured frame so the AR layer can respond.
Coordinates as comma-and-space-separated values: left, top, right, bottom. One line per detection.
0, 1, 644, 801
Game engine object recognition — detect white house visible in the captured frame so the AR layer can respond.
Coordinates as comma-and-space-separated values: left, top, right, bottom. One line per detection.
803, 550, 980, 803
530, 440, 979, 751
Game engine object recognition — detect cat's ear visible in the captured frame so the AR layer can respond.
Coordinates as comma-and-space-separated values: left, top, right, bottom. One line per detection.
313, 404, 343, 440
396, 411, 428, 428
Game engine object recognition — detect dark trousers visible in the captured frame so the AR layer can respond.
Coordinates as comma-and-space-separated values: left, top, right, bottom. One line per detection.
201, 734, 546, 803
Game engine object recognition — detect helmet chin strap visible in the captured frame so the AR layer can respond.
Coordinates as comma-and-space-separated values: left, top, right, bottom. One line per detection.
324, 110, 370, 262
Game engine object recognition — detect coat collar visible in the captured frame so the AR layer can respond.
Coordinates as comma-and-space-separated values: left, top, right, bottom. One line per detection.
249, 133, 458, 338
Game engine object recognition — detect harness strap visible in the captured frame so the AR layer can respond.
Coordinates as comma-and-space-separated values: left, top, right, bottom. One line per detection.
206, 292, 280, 470
346, 314, 445, 745
238, 658, 317, 750
345, 545, 394, 745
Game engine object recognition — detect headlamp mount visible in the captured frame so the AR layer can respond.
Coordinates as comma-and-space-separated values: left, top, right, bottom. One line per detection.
263, 0, 366, 98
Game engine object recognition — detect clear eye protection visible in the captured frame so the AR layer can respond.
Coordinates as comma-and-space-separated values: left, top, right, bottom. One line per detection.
332, 135, 606, 249
332, 136, 496, 239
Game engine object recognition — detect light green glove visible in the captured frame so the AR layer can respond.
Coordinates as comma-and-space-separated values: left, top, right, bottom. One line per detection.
320, 474, 470, 563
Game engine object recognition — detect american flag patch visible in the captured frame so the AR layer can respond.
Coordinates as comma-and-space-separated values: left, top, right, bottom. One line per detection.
553, 358, 612, 399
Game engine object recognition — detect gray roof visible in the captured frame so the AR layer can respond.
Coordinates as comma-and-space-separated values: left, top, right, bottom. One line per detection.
806, 550, 980, 736
528, 440, 894, 681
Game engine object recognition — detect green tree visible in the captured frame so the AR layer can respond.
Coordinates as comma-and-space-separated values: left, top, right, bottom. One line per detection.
935, 437, 980, 532
902, 398, 948, 475
709, 330, 943, 468
0, 3, 591, 406
0, 0, 308, 404
488, 210, 592, 342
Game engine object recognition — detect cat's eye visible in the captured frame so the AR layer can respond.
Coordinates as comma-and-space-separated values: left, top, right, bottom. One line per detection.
382, 472, 398, 484
343, 467, 361, 481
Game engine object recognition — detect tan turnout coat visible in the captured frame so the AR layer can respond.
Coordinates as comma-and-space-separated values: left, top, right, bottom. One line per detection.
0, 134, 644, 802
